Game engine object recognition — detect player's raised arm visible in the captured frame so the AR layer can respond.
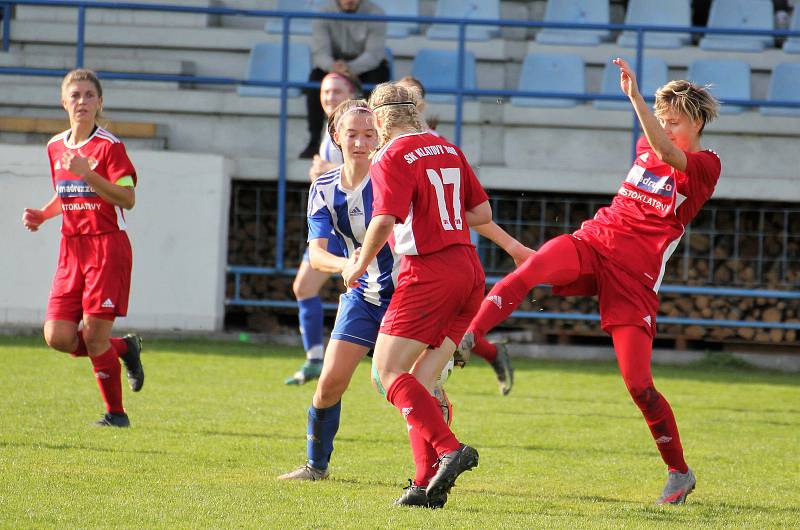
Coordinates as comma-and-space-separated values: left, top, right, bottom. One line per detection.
614, 58, 688, 171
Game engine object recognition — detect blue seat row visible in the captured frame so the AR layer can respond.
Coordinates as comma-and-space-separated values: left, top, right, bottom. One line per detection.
237, 43, 800, 117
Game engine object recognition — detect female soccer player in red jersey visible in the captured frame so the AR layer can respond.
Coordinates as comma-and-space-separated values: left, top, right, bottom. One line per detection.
395, 75, 517, 395
21, 69, 143, 428
460, 58, 721, 505
341, 82, 505, 507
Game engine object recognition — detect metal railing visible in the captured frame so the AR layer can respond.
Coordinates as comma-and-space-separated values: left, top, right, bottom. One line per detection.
2, 0, 800, 332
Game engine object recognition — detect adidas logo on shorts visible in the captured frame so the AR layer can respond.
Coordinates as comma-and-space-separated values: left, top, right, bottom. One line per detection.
102, 298, 115, 309
401, 407, 413, 418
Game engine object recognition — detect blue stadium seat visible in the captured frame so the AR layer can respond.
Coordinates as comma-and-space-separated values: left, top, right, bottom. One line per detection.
511, 53, 585, 107
535, 0, 610, 46
426, 0, 500, 41
760, 63, 800, 117
782, 9, 800, 53
617, 0, 691, 49
265, 0, 326, 35
687, 59, 750, 114
699, 0, 774, 52
410, 48, 477, 103
594, 57, 667, 110
371, 0, 419, 38
237, 43, 311, 98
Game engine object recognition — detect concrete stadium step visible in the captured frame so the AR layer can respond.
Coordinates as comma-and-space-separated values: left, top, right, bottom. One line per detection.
1, 46, 192, 76
0, 115, 168, 150
15, 0, 215, 28
0, 131, 166, 150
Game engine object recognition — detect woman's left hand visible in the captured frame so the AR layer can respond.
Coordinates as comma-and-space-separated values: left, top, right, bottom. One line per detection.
613, 57, 640, 100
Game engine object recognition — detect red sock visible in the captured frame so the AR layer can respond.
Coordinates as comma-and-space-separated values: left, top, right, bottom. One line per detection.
471, 336, 497, 363
70, 330, 88, 357
469, 235, 581, 341
90, 347, 124, 414
387, 373, 460, 456
612, 326, 688, 473
110, 337, 129, 356
408, 422, 438, 487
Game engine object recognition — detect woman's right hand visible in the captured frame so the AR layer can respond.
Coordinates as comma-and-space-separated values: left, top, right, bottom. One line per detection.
22, 208, 45, 232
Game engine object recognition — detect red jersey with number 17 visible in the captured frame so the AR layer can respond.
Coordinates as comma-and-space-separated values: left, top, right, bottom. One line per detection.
370, 131, 489, 256
574, 136, 721, 293
47, 127, 137, 237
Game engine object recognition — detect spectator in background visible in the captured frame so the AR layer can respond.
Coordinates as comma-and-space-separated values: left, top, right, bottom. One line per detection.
300, 0, 390, 159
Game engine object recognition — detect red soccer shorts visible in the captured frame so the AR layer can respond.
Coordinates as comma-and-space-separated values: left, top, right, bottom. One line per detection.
380, 244, 485, 348
553, 235, 659, 338
45, 231, 133, 323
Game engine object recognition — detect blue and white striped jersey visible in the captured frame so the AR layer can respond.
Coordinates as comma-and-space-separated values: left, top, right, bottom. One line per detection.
319, 130, 344, 164
307, 166, 399, 306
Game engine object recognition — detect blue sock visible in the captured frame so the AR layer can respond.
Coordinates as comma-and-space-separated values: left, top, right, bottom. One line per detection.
307, 401, 341, 471
297, 296, 323, 354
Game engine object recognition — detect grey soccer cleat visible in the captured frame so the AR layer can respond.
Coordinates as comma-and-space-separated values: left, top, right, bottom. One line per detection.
121, 333, 144, 392
285, 360, 323, 385
489, 343, 514, 396
93, 412, 130, 428
277, 463, 330, 481
426, 444, 479, 499
394, 479, 447, 509
657, 468, 696, 505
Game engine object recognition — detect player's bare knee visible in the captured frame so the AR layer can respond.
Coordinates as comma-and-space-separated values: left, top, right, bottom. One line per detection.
315, 382, 345, 409
81, 328, 110, 355
44, 328, 75, 353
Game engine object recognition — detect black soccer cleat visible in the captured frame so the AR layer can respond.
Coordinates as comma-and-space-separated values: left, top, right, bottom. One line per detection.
93, 412, 130, 428
489, 343, 514, 396
425, 444, 479, 499
121, 333, 144, 392
394, 480, 447, 509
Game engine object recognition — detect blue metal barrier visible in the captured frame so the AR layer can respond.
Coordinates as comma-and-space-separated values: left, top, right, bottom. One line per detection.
2, 0, 800, 332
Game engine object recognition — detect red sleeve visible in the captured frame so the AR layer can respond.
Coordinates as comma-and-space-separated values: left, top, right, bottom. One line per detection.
47, 144, 57, 191
371, 151, 414, 222
460, 152, 489, 210
682, 150, 721, 195
105, 142, 137, 185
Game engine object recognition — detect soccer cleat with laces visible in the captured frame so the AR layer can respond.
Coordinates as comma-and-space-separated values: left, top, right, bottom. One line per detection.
454, 331, 475, 367
285, 360, 323, 385
92, 412, 130, 428
425, 444, 479, 499
121, 333, 144, 392
489, 343, 514, 396
394, 480, 447, 509
277, 463, 330, 481
657, 468, 696, 505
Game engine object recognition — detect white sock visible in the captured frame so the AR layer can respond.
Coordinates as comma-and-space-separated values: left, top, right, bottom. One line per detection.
306, 344, 324, 362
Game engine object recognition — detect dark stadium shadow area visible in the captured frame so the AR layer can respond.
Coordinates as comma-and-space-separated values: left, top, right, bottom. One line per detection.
0, 439, 171, 456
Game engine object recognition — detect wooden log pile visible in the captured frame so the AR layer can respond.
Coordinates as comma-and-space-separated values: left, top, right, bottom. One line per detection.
227, 184, 800, 345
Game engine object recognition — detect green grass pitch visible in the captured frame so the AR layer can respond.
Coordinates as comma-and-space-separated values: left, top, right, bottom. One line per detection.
0, 336, 798, 528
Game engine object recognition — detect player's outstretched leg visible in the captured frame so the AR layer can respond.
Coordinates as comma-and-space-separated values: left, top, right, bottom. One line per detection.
657, 468, 696, 505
